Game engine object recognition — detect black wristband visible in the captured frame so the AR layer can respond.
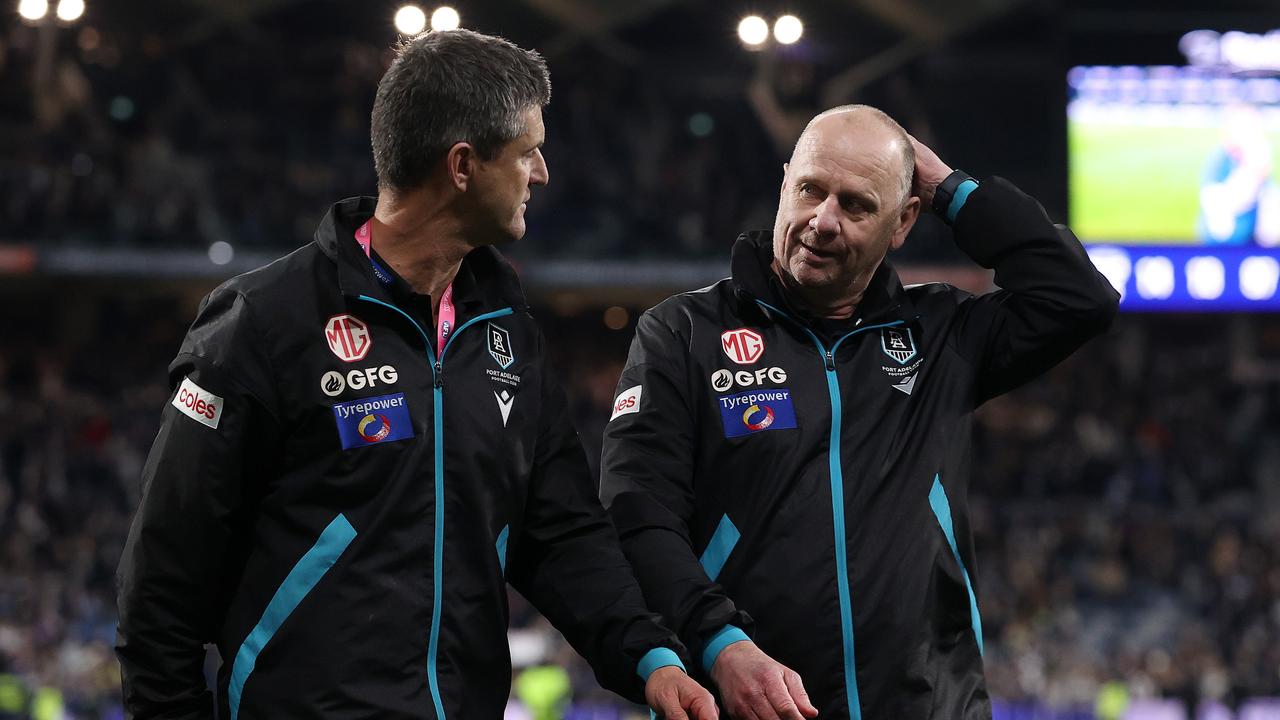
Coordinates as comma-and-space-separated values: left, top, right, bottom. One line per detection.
930, 170, 976, 217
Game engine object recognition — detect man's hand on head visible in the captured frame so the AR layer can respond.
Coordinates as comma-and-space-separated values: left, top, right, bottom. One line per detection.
709, 640, 818, 720
645, 666, 719, 720
908, 136, 954, 211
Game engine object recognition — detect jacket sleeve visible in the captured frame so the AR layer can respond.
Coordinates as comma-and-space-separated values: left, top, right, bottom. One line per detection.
504, 329, 688, 704
116, 287, 279, 719
599, 310, 754, 678
949, 176, 1120, 404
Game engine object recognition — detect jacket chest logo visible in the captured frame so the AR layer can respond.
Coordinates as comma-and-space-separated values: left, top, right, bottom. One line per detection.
721, 328, 765, 365
881, 327, 917, 364
717, 389, 797, 438
880, 327, 924, 395
332, 393, 414, 449
488, 323, 515, 369
324, 314, 372, 362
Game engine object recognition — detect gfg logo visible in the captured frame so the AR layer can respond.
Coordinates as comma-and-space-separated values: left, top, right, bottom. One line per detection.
711, 367, 788, 391
320, 365, 399, 397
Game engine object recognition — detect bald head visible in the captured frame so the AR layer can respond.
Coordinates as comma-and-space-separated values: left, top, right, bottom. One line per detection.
793, 105, 915, 208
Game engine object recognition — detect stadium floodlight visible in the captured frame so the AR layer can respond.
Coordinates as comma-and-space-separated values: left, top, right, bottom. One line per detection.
1240, 256, 1280, 301
394, 5, 427, 35
17, 0, 48, 21
55, 0, 83, 21
208, 241, 235, 266
431, 6, 460, 32
1185, 256, 1225, 300
773, 15, 803, 45
738, 15, 769, 47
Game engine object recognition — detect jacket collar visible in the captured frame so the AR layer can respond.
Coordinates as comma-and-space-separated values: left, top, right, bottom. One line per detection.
729, 230, 915, 327
315, 196, 529, 314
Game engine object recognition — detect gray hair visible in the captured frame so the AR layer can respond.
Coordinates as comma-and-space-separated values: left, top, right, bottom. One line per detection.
800, 104, 915, 207
370, 29, 551, 190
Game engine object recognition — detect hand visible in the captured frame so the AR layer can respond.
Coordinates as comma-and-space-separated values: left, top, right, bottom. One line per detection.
645, 665, 719, 720
709, 641, 818, 720
909, 135, 954, 212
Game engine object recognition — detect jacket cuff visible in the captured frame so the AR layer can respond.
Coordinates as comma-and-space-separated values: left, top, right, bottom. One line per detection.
946, 179, 980, 224
700, 624, 750, 675
637, 647, 686, 681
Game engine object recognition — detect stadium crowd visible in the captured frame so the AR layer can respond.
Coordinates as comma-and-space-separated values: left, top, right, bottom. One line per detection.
0, 25, 783, 262
0, 296, 1277, 718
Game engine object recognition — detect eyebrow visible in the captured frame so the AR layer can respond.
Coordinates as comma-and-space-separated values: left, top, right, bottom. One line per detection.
797, 176, 879, 211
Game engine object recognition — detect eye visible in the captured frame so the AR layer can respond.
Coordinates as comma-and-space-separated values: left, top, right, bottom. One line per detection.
799, 183, 815, 196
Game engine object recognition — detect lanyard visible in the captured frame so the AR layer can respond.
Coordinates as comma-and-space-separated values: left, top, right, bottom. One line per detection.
355, 219, 455, 351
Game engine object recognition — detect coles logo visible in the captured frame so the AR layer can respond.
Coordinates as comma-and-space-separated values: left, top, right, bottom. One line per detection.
325, 314, 372, 362
172, 376, 223, 429
721, 328, 765, 365
357, 414, 392, 442
610, 385, 643, 422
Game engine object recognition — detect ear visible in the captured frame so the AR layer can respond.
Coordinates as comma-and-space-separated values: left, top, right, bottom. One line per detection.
446, 142, 476, 192
890, 196, 921, 251
779, 162, 789, 194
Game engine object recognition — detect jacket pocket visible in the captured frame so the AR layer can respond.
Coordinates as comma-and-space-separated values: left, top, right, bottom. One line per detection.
228, 513, 357, 720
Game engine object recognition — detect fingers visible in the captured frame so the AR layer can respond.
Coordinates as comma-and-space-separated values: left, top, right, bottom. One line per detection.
685, 685, 720, 720
656, 691, 690, 720
783, 669, 819, 718
762, 673, 804, 720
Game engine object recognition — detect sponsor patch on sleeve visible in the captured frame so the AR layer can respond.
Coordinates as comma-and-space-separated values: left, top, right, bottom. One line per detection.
717, 389, 798, 438
610, 385, 643, 421
172, 376, 224, 429
332, 392, 414, 450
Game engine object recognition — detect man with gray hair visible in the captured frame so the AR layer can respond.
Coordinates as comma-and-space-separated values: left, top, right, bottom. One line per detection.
116, 29, 715, 719
602, 105, 1119, 719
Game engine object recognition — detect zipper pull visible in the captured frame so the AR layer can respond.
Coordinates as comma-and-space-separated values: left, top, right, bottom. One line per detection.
825, 350, 835, 371
434, 360, 443, 388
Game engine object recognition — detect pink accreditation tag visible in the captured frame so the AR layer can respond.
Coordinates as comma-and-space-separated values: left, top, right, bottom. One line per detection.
437, 284, 455, 352
355, 219, 373, 257
355, 219, 455, 352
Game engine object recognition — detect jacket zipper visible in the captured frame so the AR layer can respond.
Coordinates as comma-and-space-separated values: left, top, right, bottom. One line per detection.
355, 294, 513, 720
755, 299, 904, 720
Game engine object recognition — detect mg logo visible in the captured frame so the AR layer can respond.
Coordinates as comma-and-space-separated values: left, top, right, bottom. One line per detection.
325, 314, 372, 362
721, 328, 765, 365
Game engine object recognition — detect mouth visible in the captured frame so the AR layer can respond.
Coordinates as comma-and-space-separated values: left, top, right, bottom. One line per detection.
797, 241, 838, 262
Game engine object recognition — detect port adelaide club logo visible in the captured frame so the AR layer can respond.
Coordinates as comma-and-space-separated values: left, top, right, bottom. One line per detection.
880, 326, 924, 396
488, 323, 514, 369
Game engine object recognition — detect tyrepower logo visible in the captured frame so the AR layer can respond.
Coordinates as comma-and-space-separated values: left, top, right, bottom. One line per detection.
721, 328, 764, 365
172, 376, 223, 429
325, 314, 371, 362
610, 385, 643, 422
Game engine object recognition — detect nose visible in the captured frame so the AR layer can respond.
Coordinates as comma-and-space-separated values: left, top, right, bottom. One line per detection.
809, 195, 841, 236
530, 148, 549, 187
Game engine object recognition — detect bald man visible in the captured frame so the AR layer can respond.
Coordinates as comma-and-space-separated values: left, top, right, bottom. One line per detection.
600, 106, 1118, 720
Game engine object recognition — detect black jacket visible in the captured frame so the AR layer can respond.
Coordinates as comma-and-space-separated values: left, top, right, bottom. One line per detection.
117, 197, 685, 719
600, 178, 1120, 719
